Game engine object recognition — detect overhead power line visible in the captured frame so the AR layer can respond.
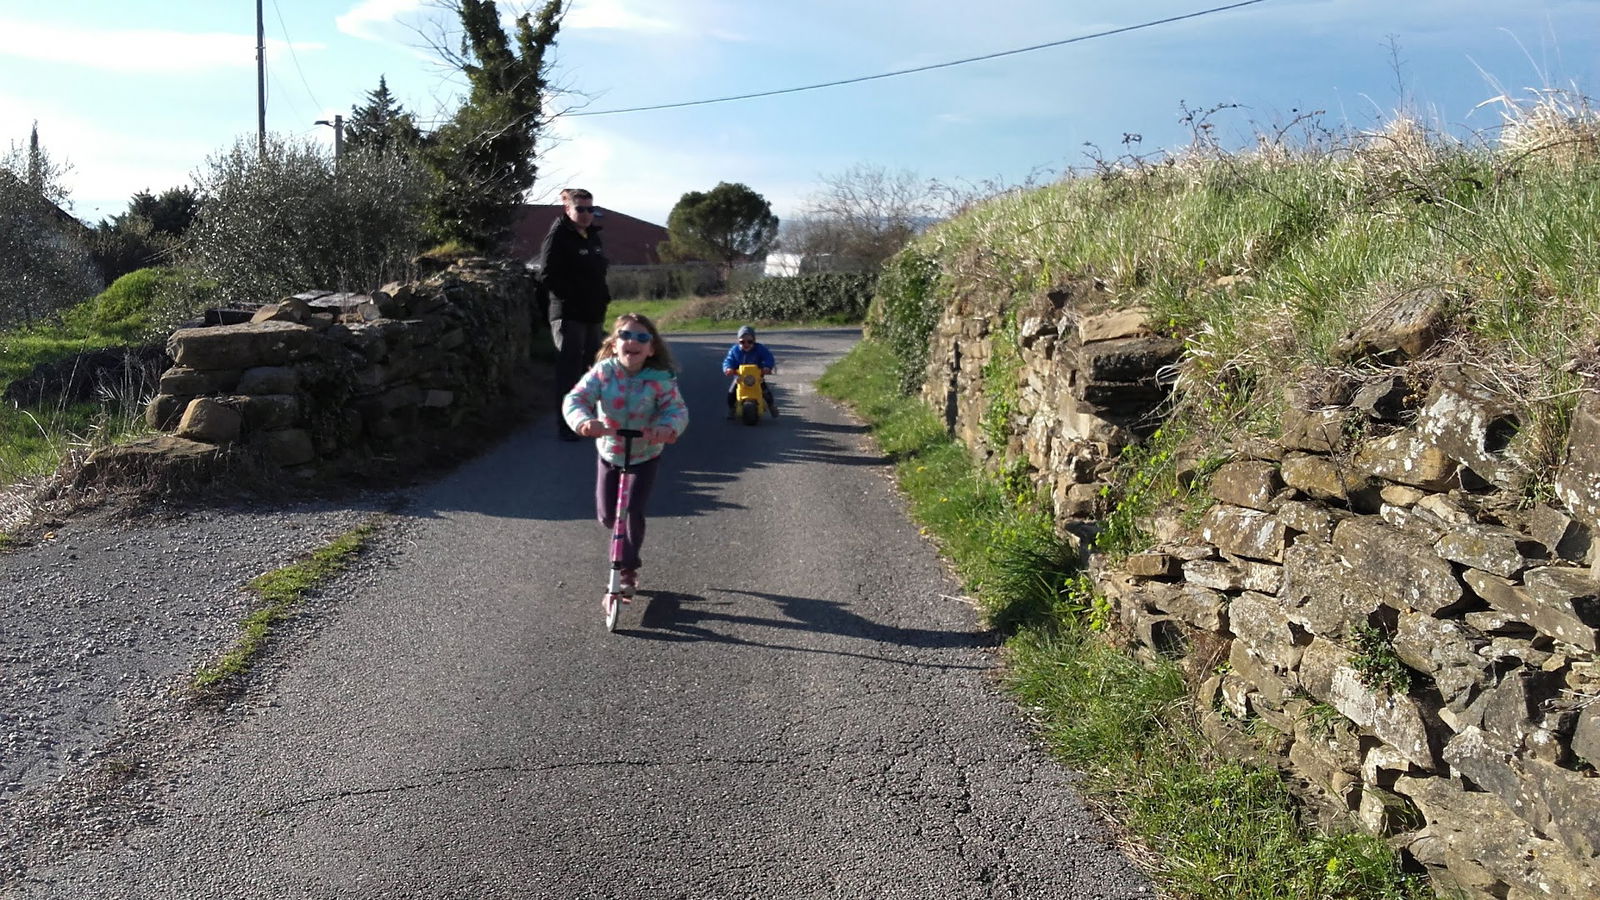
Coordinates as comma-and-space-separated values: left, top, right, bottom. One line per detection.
568, 0, 1272, 118
271, 0, 323, 112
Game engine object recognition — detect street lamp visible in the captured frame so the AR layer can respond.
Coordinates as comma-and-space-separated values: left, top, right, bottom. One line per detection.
315, 114, 344, 161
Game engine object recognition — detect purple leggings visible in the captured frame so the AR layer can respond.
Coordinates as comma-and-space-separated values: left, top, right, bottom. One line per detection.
596, 454, 660, 570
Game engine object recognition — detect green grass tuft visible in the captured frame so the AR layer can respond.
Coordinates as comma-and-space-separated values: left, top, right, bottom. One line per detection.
192, 520, 381, 691
0, 268, 219, 487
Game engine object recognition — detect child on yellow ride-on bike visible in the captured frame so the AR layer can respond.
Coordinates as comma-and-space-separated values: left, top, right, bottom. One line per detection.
721, 325, 777, 418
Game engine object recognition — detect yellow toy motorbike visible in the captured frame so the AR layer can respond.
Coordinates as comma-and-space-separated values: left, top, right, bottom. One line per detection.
733, 363, 775, 426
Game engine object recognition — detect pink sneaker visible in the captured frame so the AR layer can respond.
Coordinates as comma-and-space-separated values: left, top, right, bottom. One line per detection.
619, 568, 638, 598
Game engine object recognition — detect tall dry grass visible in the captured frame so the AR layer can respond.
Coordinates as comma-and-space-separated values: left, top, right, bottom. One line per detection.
872, 89, 1600, 495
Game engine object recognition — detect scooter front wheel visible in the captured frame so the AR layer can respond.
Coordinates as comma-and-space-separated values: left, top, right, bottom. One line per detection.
603, 592, 620, 631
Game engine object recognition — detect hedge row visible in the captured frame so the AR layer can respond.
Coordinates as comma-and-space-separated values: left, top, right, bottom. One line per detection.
725, 272, 876, 324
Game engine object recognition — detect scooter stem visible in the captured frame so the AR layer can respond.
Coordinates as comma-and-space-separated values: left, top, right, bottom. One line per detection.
614, 428, 644, 471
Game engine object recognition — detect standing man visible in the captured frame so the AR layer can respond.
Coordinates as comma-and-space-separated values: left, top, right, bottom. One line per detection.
538, 187, 611, 440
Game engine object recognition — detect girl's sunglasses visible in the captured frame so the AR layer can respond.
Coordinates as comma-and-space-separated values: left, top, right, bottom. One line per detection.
616, 329, 653, 343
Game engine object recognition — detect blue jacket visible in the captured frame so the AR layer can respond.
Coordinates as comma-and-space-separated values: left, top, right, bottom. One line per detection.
722, 341, 776, 373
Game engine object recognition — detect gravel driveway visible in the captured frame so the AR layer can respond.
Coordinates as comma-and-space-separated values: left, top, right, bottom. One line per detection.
1, 496, 399, 877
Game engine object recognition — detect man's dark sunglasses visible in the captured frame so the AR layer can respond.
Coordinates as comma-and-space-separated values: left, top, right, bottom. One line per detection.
616, 329, 653, 343
572, 205, 596, 213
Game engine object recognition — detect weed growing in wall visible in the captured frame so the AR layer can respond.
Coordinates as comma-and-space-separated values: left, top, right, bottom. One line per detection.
978, 310, 1022, 452
1095, 423, 1196, 559
1351, 623, 1414, 696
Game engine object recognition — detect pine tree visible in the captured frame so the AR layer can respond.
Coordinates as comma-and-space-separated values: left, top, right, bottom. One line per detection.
128, 186, 200, 237
664, 182, 780, 278
345, 75, 421, 156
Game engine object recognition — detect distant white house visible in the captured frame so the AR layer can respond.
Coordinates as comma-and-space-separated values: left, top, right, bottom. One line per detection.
763, 252, 804, 277
763, 252, 860, 277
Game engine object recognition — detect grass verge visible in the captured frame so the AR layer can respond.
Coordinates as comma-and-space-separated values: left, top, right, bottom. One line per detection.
191, 518, 382, 692
0, 308, 168, 489
818, 338, 1429, 900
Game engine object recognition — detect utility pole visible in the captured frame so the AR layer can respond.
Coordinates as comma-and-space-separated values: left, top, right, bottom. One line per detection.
315, 114, 345, 163
256, 0, 266, 157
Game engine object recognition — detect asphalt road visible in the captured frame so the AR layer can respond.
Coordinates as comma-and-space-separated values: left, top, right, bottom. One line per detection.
8, 329, 1150, 899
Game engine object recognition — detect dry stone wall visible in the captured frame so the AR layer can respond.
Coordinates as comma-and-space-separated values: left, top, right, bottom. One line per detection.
132, 259, 535, 473
926, 283, 1600, 899
924, 278, 1184, 524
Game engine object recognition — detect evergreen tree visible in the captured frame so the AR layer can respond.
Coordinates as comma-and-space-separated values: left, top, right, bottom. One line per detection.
663, 182, 780, 277
26, 122, 43, 192
423, 0, 563, 252
345, 75, 421, 156
128, 186, 200, 237
89, 186, 200, 282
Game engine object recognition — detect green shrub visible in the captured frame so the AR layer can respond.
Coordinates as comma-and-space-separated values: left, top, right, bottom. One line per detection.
867, 244, 943, 393
61, 266, 219, 342
190, 136, 431, 305
725, 272, 875, 324
608, 264, 720, 301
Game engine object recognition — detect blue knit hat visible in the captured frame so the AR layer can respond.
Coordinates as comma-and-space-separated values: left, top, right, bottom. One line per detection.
737, 325, 755, 339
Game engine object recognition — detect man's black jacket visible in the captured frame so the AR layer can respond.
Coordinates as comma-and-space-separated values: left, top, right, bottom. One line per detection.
536, 215, 610, 324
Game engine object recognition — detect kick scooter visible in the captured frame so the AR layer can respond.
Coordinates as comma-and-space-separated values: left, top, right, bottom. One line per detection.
602, 428, 645, 632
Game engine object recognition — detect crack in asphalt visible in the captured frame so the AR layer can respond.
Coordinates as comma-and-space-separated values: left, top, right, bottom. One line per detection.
254, 755, 786, 817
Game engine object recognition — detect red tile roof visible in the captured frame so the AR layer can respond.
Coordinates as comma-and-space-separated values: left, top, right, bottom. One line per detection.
507, 204, 671, 267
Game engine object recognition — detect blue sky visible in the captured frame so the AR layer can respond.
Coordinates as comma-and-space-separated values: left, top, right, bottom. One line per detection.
1, 0, 1594, 228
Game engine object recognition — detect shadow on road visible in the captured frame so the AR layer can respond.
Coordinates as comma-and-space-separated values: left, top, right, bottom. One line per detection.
616, 589, 995, 671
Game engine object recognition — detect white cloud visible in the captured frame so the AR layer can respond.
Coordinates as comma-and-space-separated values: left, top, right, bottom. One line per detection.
564, 0, 748, 41
336, 0, 429, 42
566, 0, 682, 34
335, 0, 690, 46
0, 19, 317, 72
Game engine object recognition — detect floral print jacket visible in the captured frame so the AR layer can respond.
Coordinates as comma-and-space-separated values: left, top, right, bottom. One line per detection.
561, 358, 689, 466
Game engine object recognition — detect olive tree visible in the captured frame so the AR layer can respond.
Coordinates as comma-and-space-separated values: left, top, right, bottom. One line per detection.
187, 134, 433, 306
0, 130, 101, 328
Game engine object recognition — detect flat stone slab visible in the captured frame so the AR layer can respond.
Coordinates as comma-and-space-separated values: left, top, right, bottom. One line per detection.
167, 321, 328, 370
1334, 518, 1465, 615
